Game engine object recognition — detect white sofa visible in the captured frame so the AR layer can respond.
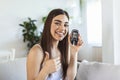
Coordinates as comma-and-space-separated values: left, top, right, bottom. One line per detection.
0, 58, 120, 80
0, 58, 27, 80
76, 60, 120, 80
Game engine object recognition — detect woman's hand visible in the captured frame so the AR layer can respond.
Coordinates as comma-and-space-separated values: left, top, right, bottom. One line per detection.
42, 51, 61, 74
68, 34, 83, 55
66, 34, 83, 80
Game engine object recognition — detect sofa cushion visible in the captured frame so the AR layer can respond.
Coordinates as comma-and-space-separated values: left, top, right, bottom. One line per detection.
0, 57, 27, 80
76, 60, 120, 80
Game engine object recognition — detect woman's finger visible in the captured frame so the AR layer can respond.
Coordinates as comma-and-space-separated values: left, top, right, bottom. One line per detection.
77, 35, 83, 46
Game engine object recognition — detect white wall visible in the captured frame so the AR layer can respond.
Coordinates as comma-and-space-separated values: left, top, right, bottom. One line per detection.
113, 0, 120, 64
0, 0, 81, 58
102, 0, 120, 64
102, 0, 114, 63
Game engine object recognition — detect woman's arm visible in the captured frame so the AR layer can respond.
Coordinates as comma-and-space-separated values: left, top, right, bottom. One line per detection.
27, 44, 61, 80
66, 50, 78, 80
27, 44, 48, 80
66, 35, 83, 80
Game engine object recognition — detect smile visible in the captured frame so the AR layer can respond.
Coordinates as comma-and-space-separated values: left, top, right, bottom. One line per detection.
55, 31, 65, 37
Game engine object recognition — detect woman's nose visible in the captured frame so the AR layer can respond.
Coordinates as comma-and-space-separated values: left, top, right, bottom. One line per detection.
59, 24, 65, 30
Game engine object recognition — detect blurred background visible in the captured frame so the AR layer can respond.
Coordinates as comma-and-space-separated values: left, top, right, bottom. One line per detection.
0, 0, 120, 64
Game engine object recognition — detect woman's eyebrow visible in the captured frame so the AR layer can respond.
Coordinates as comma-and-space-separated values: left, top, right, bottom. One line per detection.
54, 20, 68, 23
54, 20, 62, 23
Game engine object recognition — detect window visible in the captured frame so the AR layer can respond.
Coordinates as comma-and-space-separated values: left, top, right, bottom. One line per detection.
86, 0, 102, 46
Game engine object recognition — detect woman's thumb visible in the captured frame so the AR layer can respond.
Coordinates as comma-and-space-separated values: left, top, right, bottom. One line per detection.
44, 51, 50, 61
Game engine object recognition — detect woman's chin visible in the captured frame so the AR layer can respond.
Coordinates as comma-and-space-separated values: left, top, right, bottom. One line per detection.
59, 37, 65, 41
55, 37, 64, 41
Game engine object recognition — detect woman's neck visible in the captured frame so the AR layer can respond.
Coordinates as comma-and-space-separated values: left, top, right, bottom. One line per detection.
52, 40, 59, 49
51, 41, 61, 58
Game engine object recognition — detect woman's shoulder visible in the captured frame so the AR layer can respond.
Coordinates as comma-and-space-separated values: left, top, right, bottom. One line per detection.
27, 44, 44, 70
28, 44, 44, 59
32, 44, 42, 50
30, 44, 43, 52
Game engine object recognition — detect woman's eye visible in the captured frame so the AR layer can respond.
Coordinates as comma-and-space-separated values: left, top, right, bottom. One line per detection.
55, 22, 61, 26
64, 24, 69, 27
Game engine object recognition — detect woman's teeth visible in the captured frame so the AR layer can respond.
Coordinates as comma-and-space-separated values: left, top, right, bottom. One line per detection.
56, 32, 64, 36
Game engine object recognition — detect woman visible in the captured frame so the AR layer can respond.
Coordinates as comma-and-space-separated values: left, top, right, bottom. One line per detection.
27, 8, 83, 80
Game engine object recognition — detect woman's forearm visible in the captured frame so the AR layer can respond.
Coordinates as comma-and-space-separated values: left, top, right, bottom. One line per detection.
66, 53, 78, 80
35, 67, 48, 80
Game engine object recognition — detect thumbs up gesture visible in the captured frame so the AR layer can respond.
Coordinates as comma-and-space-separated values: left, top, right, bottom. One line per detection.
43, 51, 61, 74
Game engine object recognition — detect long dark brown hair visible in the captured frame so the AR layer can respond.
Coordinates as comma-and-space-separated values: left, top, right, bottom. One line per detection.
40, 8, 69, 79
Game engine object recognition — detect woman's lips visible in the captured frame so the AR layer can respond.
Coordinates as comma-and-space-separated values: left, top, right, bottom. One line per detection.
55, 31, 65, 37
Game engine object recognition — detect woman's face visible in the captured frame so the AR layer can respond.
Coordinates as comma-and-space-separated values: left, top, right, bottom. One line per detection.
50, 14, 69, 41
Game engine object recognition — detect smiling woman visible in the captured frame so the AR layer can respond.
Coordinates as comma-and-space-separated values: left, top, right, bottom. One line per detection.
26, 8, 83, 80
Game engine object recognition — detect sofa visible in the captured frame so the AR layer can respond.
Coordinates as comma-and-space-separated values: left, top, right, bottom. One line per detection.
0, 58, 120, 80
0, 58, 27, 80
76, 60, 120, 80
